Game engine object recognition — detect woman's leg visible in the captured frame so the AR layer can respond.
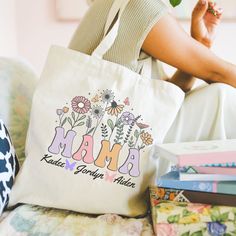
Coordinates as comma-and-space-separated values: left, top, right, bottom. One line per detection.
164, 83, 236, 143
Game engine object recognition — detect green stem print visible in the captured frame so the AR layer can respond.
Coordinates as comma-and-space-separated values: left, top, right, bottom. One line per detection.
85, 116, 95, 135
56, 107, 69, 127
134, 121, 151, 148
101, 123, 108, 140
114, 121, 124, 145
68, 112, 86, 130
59, 113, 65, 126
108, 116, 119, 141
134, 129, 143, 148
105, 100, 125, 140
92, 119, 100, 136
91, 103, 108, 137
138, 142, 145, 151
70, 96, 91, 130
128, 136, 135, 148
123, 115, 141, 148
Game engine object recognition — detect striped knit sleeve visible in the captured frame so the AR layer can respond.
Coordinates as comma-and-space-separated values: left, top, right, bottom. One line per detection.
104, 0, 169, 70
125, 0, 169, 60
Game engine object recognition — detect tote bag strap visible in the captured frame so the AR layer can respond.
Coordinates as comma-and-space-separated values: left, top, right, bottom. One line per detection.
91, 0, 130, 59
103, 0, 129, 38
92, 0, 152, 79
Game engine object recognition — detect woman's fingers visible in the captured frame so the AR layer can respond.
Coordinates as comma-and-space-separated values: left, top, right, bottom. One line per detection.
205, 3, 223, 24
207, 2, 223, 18
192, 0, 208, 22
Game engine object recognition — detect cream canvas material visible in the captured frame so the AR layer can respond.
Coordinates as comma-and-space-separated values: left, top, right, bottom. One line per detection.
9, 0, 184, 216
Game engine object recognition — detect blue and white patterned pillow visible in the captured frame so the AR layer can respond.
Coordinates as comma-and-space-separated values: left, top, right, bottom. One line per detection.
0, 119, 19, 215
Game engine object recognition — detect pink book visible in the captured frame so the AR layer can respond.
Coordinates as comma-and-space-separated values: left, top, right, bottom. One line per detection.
188, 166, 236, 175
156, 139, 236, 167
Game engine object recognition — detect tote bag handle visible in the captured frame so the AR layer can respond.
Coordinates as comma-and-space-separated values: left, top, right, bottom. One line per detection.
103, 0, 130, 38
91, 0, 130, 59
92, 0, 152, 79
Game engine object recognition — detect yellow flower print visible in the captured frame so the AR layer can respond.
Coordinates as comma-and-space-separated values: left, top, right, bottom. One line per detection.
159, 203, 174, 214
179, 214, 200, 224
202, 207, 210, 216
140, 132, 153, 146
106, 101, 124, 116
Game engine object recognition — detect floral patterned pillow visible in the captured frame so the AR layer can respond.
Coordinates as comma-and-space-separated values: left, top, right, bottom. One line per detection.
0, 58, 37, 165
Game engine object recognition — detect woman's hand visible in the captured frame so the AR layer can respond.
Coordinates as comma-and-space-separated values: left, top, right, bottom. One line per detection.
191, 0, 223, 48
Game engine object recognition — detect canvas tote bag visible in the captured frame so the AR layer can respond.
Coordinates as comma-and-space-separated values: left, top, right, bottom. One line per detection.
9, 0, 184, 216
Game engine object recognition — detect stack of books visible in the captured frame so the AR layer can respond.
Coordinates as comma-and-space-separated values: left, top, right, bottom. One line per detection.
156, 139, 236, 206
149, 139, 236, 235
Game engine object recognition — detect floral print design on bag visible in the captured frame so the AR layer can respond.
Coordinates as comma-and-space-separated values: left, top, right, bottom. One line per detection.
43, 90, 153, 189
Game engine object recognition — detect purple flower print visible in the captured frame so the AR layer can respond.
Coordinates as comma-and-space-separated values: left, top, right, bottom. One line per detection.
56, 109, 63, 116
207, 222, 227, 236
56, 107, 69, 127
121, 112, 135, 125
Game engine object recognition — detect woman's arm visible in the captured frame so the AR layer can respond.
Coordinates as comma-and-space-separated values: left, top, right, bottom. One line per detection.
168, 0, 223, 92
142, 13, 236, 92
167, 0, 223, 92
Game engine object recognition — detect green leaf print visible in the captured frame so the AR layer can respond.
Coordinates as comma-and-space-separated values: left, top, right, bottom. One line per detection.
76, 122, 85, 127
177, 202, 188, 207
78, 115, 86, 121
210, 206, 221, 222
68, 117, 72, 127
181, 232, 190, 236
182, 209, 192, 217
190, 231, 203, 236
61, 117, 67, 127
107, 119, 114, 130
134, 129, 139, 139
87, 127, 95, 135
219, 212, 229, 222
71, 112, 75, 121
167, 214, 180, 223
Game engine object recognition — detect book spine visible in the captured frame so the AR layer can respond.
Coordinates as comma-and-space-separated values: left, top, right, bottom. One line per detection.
157, 179, 236, 195
178, 151, 236, 167
187, 166, 236, 175
156, 187, 236, 207
179, 173, 236, 181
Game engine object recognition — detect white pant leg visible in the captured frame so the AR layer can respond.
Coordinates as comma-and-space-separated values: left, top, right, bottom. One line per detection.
164, 83, 236, 142
156, 83, 236, 177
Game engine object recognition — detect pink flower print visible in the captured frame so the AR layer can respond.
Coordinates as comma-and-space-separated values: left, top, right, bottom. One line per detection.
97, 214, 122, 224
121, 112, 135, 125
71, 96, 91, 114
187, 203, 211, 214
136, 122, 149, 129
156, 223, 177, 236
121, 221, 143, 236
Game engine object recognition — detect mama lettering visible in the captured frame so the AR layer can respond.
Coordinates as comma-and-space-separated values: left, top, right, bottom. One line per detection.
48, 127, 140, 177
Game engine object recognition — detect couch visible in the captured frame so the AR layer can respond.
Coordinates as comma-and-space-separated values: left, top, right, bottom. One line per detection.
0, 58, 155, 236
